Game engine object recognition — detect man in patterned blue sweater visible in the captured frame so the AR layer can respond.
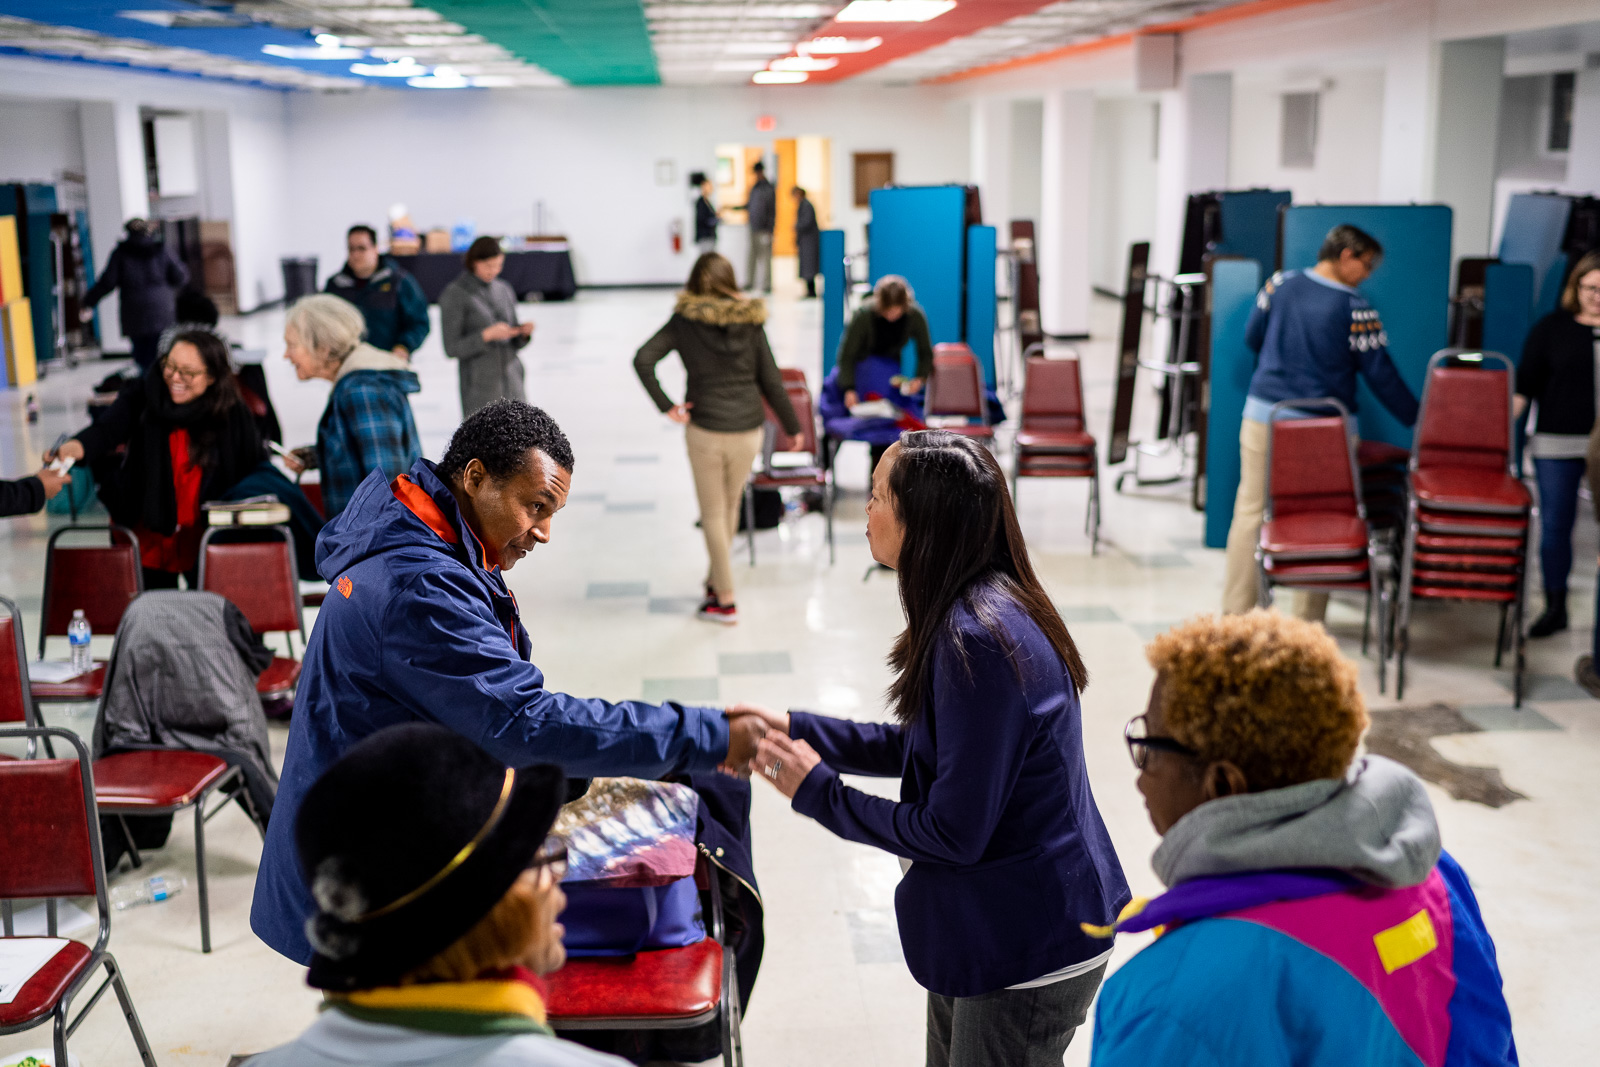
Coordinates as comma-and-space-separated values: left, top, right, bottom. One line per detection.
1222, 225, 1419, 618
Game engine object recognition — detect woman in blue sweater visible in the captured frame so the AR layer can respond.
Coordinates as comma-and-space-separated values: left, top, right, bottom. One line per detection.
742, 430, 1129, 1067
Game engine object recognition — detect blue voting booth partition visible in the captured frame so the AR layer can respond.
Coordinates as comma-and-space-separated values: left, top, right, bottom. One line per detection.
1203, 258, 1263, 549
1498, 193, 1574, 320
1279, 204, 1452, 450
820, 229, 847, 376
965, 225, 997, 384
1483, 261, 1535, 364
869, 185, 966, 377
1215, 190, 1291, 274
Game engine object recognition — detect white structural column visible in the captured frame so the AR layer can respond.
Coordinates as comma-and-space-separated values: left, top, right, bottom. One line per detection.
970, 96, 1013, 243
1378, 27, 1436, 202
1151, 72, 1231, 284
1039, 88, 1094, 337
1567, 63, 1600, 196
78, 98, 149, 349
1430, 38, 1505, 259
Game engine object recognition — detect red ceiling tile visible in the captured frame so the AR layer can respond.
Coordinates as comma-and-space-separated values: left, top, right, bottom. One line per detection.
802, 0, 1061, 84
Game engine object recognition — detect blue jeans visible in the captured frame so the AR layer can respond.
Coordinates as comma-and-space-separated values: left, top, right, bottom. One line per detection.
1533, 457, 1585, 605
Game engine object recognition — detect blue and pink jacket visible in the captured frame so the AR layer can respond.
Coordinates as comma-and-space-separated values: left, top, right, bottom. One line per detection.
1091, 798, 1516, 1066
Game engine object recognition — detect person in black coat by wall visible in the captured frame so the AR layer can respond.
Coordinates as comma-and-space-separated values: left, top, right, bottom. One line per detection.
793, 187, 820, 299
691, 172, 718, 255
82, 219, 191, 370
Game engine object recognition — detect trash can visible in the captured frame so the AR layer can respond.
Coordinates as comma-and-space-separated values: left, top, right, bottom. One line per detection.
280, 256, 319, 304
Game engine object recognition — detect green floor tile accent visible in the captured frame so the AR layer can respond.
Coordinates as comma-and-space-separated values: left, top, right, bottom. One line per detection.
415, 0, 659, 85
1128, 621, 1180, 642
643, 677, 719, 703
718, 651, 792, 675
1495, 673, 1590, 702
587, 581, 648, 598
1056, 604, 1121, 623
605, 501, 656, 514
1459, 705, 1563, 732
649, 596, 703, 615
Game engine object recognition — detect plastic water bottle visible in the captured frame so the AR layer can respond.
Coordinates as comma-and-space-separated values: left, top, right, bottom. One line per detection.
67, 610, 91, 674
110, 874, 186, 911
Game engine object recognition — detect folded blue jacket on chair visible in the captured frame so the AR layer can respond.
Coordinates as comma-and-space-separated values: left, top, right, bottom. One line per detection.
561, 876, 705, 957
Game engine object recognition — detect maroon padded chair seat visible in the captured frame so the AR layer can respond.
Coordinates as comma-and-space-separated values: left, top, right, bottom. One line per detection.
1411, 568, 1519, 587
546, 939, 722, 1026
1411, 468, 1530, 514
1016, 430, 1095, 452
1262, 558, 1368, 581
257, 656, 301, 697
1416, 509, 1527, 536
1259, 514, 1367, 559
1016, 455, 1095, 475
29, 662, 107, 702
0, 939, 94, 1028
1411, 584, 1517, 602
92, 750, 230, 810
1357, 440, 1411, 468
752, 467, 825, 489
1414, 552, 1519, 570
1415, 532, 1523, 554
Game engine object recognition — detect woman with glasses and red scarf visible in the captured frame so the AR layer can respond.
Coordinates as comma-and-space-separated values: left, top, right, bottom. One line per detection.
734, 430, 1129, 1067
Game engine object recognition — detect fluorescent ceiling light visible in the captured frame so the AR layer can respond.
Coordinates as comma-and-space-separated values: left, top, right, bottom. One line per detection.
408, 65, 468, 88
351, 56, 426, 76
835, 1, 956, 22
713, 59, 770, 71
769, 55, 838, 71
262, 43, 365, 59
753, 69, 808, 83
799, 36, 882, 54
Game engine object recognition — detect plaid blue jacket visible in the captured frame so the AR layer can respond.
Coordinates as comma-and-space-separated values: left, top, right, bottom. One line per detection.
318, 369, 422, 517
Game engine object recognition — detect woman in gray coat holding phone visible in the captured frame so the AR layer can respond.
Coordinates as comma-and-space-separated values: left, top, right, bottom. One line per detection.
440, 236, 534, 416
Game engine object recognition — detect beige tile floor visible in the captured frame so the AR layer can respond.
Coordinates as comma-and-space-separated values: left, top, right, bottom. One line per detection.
1, 270, 1595, 1066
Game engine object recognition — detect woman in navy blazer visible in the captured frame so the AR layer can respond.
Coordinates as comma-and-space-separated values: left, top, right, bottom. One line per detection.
744, 430, 1129, 1067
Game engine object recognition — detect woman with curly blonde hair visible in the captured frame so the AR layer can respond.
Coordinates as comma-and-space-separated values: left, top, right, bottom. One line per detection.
1088, 610, 1517, 1066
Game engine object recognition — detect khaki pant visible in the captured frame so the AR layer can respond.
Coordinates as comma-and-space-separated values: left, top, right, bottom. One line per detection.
686, 423, 764, 601
1222, 418, 1327, 621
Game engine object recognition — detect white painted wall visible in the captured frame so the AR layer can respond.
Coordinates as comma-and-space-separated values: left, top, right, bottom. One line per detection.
1009, 99, 1044, 225
283, 85, 969, 287
1089, 97, 1158, 292
0, 96, 85, 183
1228, 68, 1386, 204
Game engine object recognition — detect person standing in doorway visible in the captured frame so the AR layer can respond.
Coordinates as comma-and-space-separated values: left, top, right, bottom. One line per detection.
793, 186, 820, 299
692, 172, 718, 255
324, 224, 430, 360
1221, 224, 1418, 621
743, 161, 775, 294
81, 218, 190, 371
634, 253, 799, 625
440, 236, 534, 417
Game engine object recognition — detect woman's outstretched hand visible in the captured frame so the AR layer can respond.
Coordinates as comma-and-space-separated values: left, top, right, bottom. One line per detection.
725, 702, 789, 736
755, 733, 821, 799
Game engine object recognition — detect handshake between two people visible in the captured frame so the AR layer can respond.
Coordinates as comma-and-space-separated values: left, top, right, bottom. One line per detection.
718, 703, 821, 799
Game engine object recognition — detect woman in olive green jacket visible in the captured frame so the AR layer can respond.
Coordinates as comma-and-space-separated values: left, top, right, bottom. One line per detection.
634, 253, 799, 625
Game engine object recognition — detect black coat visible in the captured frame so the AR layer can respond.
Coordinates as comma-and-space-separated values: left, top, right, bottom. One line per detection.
0, 476, 44, 517
694, 196, 718, 242
74, 369, 264, 534
1516, 310, 1600, 436
795, 198, 820, 280
745, 177, 776, 234
84, 232, 190, 338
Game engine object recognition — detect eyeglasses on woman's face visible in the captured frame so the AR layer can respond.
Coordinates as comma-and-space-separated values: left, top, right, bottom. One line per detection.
160, 357, 209, 384
527, 835, 568, 882
1123, 714, 1199, 771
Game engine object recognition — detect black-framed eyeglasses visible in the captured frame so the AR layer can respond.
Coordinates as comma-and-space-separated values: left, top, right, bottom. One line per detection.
528, 835, 568, 881
1123, 714, 1199, 770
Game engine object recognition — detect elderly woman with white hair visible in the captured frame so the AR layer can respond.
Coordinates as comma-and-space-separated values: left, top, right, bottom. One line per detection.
281, 294, 423, 517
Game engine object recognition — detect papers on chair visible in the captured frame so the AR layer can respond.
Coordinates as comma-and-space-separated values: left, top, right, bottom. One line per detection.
29, 660, 90, 683
849, 400, 897, 419
0, 938, 69, 1005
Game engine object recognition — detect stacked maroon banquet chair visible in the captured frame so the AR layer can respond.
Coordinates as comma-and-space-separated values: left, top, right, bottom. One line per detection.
1255, 399, 1387, 679
1357, 439, 1411, 534
1011, 353, 1100, 553
31, 525, 142, 707
923, 343, 994, 443
1395, 350, 1532, 704
744, 373, 834, 566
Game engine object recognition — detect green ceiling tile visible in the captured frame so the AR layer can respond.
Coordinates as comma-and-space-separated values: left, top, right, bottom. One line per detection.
416, 0, 659, 85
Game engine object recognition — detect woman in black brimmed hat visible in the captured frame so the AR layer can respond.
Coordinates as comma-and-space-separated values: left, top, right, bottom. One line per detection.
248, 723, 627, 1066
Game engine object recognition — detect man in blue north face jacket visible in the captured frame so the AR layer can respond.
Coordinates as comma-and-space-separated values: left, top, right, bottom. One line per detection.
250, 400, 767, 964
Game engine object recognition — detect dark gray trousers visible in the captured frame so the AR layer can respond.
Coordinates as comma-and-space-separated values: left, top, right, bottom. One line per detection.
926, 963, 1107, 1067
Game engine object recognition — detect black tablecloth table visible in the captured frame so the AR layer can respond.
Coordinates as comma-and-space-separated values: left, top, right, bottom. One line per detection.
392, 250, 577, 303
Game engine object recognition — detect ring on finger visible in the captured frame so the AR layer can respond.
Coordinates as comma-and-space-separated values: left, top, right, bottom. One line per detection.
765, 760, 782, 779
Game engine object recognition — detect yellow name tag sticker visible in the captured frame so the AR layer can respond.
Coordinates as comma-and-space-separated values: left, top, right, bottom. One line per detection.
1373, 909, 1438, 974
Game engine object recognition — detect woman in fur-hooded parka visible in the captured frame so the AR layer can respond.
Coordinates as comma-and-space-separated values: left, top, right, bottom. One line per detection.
635, 254, 800, 619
